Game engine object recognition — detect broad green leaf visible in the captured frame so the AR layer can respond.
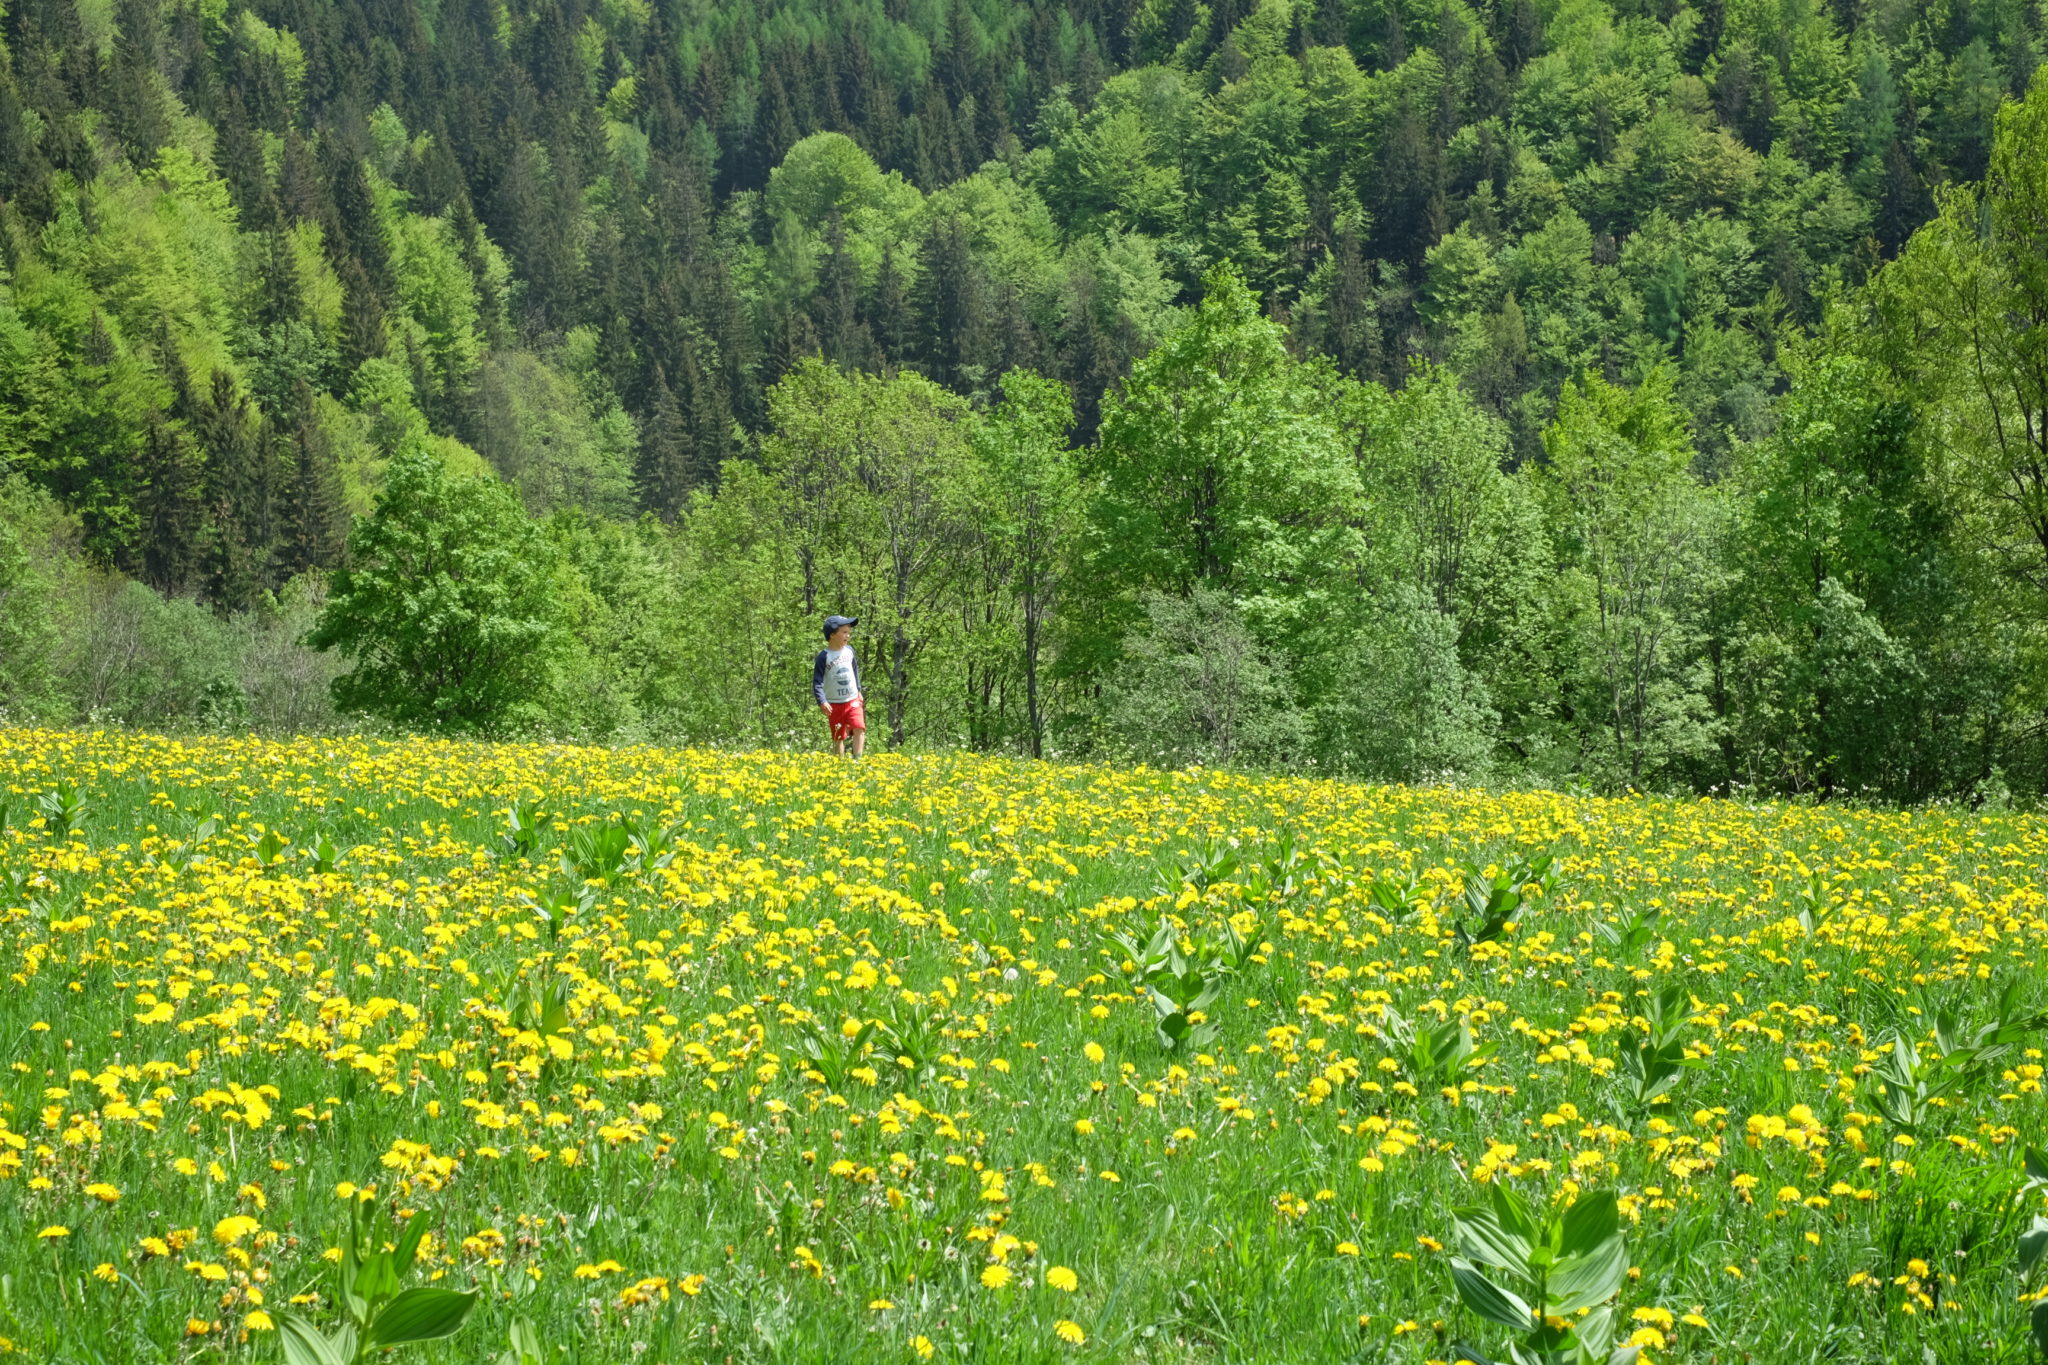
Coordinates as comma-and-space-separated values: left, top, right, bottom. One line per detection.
1446, 1342, 1500, 1365
2020, 1215, 2048, 1273
354, 1246, 397, 1305
1464, 880, 1496, 921
369, 1287, 478, 1345
1450, 1258, 1536, 1331
340, 1236, 369, 1324
509, 1315, 543, 1363
2024, 1145, 2048, 1186
1452, 1207, 1533, 1281
1490, 1180, 1542, 1243
277, 1314, 348, 1365
2033, 1299, 2048, 1357
1547, 1232, 1629, 1314
1558, 1190, 1619, 1258
1574, 1304, 1616, 1357
392, 1212, 431, 1275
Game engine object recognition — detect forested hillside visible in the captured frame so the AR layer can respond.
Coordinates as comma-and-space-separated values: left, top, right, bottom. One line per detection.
1, 0, 2045, 798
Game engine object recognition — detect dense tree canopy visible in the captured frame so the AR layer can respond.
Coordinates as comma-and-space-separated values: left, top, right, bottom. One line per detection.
1, 0, 2047, 797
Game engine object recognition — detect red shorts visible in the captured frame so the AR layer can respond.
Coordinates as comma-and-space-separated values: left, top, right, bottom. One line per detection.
826, 699, 866, 740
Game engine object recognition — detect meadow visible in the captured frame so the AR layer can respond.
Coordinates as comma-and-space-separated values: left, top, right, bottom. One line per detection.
1, 728, 2045, 1365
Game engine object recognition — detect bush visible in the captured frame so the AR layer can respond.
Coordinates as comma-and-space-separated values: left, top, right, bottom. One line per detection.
59, 578, 241, 728
0, 477, 67, 723
236, 576, 347, 734
1316, 587, 1498, 783
1100, 587, 1306, 768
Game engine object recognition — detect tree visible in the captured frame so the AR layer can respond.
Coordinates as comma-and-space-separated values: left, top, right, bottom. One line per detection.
1877, 72, 2048, 600
911, 214, 993, 393
187, 369, 274, 610
972, 369, 1079, 756
473, 349, 635, 517
135, 410, 205, 594
308, 450, 563, 733
1317, 584, 1498, 781
1729, 345, 1981, 798
1537, 368, 1723, 787
1083, 265, 1362, 677
760, 359, 979, 748
636, 366, 694, 519
282, 395, 347, 578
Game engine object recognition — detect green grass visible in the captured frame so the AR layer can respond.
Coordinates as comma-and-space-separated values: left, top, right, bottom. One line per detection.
0, 727, 2044, 1364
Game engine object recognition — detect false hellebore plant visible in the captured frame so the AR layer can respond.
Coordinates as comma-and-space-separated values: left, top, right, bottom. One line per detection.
1446, 1184, 1639, 1365
276, 1202, 477, 1365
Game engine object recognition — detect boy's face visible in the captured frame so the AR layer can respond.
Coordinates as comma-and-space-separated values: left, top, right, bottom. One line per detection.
828, 626, 852, 648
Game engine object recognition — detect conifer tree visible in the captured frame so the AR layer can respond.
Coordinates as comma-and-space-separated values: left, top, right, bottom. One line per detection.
283, 388, 347, 577
637, 366, 693, 520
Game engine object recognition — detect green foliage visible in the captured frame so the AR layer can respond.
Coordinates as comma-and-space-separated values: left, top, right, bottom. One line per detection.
1866, 983, 2048, 1135
793, 1014, 879, 1092
1538, 368, 1724, 788
309, 452, 563, 734
1377, 1003, 1498, 1090
1592, 904, 1663, 960
1448, 1186, 1637, 1365
1319, 585, 1499, 782
1100, 587, 1306, 768
1611, 981, 1700, 1112
0, 0, 2045, 798
755, 359, 981, 748
277, 1203, 477, 1365
1086, 266, 1360, 626
0, 480, 65, 722
1453, 854, 1558, 950
970, 370, 1079, 756
494, 799, 552, 861
1108, 909, 1261, 1053
493, 1317, 545, 1365
474, 350, 636, 518
1879, 72, 2048, 601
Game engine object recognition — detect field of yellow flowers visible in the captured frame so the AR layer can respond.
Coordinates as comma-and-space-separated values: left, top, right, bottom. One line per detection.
3, 728, 2047, 1365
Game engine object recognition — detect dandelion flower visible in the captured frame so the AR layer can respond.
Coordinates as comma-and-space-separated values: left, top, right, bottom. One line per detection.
214, 1215, 261, 1245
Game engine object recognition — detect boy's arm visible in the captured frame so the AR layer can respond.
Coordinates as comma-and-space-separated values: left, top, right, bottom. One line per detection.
811, 651, 828, 708
849, 650, 860, 698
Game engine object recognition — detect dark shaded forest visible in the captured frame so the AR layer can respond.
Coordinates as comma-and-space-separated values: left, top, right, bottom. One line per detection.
2, 0, 2046, 799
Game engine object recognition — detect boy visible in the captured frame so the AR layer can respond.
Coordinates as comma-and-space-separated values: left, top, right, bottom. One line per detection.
813, 615, 865, 757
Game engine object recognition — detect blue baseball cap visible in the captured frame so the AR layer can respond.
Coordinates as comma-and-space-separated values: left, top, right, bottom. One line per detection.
823, 615, 858, 638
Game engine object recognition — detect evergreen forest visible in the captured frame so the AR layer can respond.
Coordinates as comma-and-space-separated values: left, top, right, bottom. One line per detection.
2, 0, 2048, 800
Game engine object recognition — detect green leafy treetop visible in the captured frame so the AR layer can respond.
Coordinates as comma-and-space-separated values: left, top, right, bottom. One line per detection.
308, 450, 563, 734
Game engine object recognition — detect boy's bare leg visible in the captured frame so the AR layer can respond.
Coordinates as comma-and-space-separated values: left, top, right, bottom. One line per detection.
850, 729, 865, 758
